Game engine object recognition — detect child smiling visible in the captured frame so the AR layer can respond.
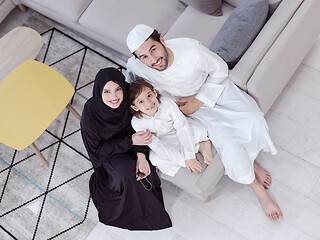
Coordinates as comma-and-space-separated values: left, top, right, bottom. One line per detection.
129, 77, 213, 177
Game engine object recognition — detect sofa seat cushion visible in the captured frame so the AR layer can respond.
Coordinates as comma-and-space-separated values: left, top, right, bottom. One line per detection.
165, 2, 234, 47
25, 0, 92, 22
79, 0, 186, 54
210, 0, 269, 68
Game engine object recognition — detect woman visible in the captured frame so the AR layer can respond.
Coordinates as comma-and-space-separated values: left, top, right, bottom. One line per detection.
80, 67, 172, 230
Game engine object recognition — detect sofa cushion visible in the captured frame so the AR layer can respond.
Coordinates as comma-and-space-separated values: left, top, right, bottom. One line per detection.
79, 0, 186, 55
224, 0, 282, 9
165, 3, 234, 47
210, 0, 268, 69
179, 0, 223, 16
26, 0, 93, 22
223, 0, 243, 7
268, 0, 282, 18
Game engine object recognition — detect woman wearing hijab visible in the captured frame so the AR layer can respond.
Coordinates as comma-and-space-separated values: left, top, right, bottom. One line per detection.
80, 67, 172, 230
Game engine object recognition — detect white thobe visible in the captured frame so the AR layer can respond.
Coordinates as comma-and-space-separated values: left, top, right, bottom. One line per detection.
127, 38, 277, 184
131, 97, 208, 177
127, 38, 228, 108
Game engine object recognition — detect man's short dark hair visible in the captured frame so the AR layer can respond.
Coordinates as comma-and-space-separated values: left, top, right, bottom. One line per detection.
133, 30, 161, 58
148, 30, 161, 43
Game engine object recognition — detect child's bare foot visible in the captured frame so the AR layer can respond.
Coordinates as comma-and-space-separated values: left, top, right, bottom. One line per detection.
254, 163, 272, 189
250, 179, 283, 221
199, 140, 213, 165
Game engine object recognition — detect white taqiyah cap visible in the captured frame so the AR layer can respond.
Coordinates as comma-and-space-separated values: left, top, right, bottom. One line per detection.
127, 24, 154, 53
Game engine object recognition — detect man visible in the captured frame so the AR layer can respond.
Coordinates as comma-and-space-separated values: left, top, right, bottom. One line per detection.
126, 24, 283, 221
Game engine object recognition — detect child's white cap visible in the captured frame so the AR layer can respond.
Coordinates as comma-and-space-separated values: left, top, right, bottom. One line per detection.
127, 24, 154, 53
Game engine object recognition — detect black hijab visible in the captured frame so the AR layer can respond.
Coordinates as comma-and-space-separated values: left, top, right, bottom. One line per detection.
81, 67, 131, 139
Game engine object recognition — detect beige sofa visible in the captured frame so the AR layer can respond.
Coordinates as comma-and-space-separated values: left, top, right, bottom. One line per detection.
2, 0, 320, 201
4, 0, 318, 113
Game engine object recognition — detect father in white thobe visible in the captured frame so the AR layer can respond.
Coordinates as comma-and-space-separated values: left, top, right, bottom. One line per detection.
125, 24, 283, 221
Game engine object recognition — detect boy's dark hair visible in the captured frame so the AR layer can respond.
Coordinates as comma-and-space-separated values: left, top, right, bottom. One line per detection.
133, 30, 161, 58
129, 73, 161, 119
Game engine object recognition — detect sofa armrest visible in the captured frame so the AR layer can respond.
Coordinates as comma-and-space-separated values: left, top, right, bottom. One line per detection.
0, 0, 15, 24
247, 0, 320, 114
195, 152, 224, 200
229, 0, 304, 91
159, 150, 224, 202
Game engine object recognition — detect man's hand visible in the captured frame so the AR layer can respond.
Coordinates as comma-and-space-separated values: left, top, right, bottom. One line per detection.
136, 153, 151, 180
185, 158, 202, 174
176, 97, 203, 115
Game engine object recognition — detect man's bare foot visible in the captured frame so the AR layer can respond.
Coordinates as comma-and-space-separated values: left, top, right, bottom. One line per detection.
254, 163, 272, 189
250, 178, 283, 221
199, 140, 213, 164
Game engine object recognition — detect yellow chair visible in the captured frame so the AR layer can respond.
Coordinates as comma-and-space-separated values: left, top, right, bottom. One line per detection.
0, 59, 81, 166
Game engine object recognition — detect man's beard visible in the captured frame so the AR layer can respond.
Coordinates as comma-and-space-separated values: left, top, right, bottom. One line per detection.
150, 44, 169, 71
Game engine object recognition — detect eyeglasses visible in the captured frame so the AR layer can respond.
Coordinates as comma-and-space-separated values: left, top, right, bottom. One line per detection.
137, 172, 152, 191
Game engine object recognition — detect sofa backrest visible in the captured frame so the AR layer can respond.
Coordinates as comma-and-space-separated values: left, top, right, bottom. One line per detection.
78, 0, 186, 57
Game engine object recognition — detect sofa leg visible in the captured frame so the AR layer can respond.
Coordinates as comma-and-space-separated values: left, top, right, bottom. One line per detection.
18, 4, 28, 13
205, 196, 210, 203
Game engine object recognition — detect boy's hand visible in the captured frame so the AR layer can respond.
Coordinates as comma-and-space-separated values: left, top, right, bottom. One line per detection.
185, 158, 202, 174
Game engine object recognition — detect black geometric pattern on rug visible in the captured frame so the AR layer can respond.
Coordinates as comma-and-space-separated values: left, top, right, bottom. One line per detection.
0, 27, 125, 240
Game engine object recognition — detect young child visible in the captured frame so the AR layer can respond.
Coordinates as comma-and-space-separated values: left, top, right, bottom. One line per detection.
129, 77, 213, 177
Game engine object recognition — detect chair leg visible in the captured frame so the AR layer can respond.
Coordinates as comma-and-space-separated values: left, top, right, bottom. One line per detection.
66, 103, 81, 121
18, 4, 28, 13
29, 143, 49, 166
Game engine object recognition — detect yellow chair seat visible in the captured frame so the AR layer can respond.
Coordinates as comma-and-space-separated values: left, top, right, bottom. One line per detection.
0, 59, 75, 150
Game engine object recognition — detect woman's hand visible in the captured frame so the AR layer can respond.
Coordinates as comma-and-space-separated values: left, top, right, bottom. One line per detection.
132, 129, 152, 145
136, 153, 151, 180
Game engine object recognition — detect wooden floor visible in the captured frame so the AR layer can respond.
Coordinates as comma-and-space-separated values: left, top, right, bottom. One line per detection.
1, 7, 320, 240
